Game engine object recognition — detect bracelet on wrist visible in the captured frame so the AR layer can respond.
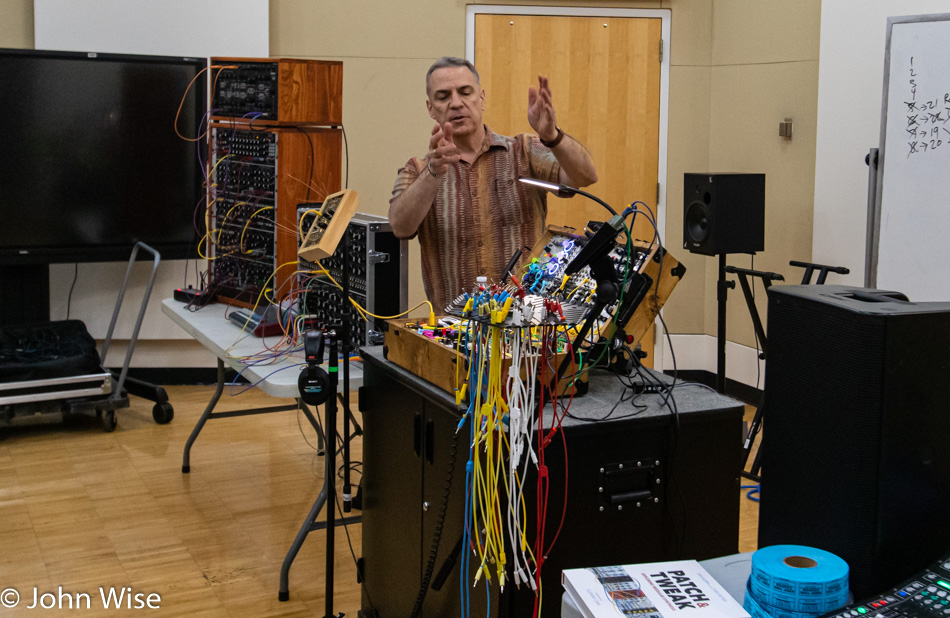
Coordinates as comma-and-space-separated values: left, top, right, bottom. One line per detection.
426, 160, 443, 178
540, 127, 565, 148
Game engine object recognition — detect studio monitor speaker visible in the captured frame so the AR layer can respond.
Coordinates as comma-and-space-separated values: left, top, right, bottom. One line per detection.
758, 285, 950, 600
683, 173, 765, 255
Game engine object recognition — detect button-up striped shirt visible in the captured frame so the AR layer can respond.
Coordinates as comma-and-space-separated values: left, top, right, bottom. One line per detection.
390, 126, 560, 310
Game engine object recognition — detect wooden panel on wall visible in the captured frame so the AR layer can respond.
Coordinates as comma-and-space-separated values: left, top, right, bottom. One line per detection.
475, 13, 663, 362
475, 15, 661, 243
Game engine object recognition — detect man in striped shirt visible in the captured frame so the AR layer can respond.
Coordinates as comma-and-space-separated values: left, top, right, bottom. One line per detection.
389, 56, 598, 310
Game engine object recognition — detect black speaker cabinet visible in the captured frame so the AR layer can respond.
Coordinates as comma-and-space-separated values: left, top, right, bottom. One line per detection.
759, 285, 950, 600
507, 384, 743, 616
683, 173, 765, 255
360, 348, 744, 618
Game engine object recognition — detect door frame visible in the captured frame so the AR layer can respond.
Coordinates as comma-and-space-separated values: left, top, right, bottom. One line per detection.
466, 4, 672, 370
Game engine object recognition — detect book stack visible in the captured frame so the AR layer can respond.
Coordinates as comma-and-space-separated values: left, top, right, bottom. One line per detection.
563, 560, 750, 618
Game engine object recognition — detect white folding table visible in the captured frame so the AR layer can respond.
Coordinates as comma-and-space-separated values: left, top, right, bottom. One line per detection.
161, 298, 365, 601
161, 298, 364, 472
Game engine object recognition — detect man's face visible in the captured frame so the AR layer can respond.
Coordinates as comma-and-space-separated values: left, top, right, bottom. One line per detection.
426, 66, 485, 139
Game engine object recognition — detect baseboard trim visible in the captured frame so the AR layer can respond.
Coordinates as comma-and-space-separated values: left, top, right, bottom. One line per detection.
659, 334, 766, 391
664, 369, 762, 406
120, 335, 766, 397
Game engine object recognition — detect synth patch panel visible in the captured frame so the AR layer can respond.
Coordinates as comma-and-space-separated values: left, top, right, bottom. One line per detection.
209, 128, 279, 304
213, 62, 280, 120
298, 212, 407, 347
210, 57, 343, 126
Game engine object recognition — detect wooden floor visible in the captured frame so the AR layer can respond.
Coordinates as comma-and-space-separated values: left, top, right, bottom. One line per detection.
0, 386, 761, 617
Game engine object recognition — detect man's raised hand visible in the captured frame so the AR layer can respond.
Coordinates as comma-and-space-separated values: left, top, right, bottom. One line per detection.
527, 75, 558, 143
427, 122, 460, 177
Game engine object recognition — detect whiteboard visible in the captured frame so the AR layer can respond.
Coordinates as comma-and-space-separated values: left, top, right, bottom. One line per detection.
872, 13, 950, 301
34, 0, 268, 58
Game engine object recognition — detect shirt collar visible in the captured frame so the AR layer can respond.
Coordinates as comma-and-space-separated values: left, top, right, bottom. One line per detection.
478, 125, 507, 156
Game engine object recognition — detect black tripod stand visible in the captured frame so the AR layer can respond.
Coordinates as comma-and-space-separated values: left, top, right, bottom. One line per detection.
554, 253, 620, 385
279, 230, 364, 616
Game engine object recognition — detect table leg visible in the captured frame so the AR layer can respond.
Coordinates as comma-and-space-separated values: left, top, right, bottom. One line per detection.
182, 358, 225, 473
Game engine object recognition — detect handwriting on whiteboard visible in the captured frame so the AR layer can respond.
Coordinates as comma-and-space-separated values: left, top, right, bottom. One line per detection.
905, 57, 950, 157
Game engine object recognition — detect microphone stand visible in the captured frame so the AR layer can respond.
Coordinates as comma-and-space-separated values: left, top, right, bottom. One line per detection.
279, 230, 362, 616
339, 227, 365, 513
279, 332, 343, 616
554, 251, 619, 386
341, 229, 353, 516
323, 336, 341, 618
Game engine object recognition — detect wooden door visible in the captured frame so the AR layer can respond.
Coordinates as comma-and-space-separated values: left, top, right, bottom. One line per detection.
474, 14, 663, 363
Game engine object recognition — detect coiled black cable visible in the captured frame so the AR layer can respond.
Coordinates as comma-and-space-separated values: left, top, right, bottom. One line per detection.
409, 428, 461, 618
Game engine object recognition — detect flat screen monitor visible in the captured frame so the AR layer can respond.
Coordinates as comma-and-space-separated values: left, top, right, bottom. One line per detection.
0, 48, 207, 264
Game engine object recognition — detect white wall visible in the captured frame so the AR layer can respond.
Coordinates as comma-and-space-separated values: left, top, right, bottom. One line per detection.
813, 1, 950, 284
33, 0, 268, 349
34, 0, 267, 57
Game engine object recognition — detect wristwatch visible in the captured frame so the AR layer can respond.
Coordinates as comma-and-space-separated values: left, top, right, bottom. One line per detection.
540, 127, 564, 148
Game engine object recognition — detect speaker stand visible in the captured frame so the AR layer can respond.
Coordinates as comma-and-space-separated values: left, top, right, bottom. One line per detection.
721, 261, 848, 482
716, 255, 735, 393
790, 260, 850, 284
723, 265, 783, 483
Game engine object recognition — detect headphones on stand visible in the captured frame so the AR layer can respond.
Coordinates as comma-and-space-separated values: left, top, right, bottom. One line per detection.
298, 330, 331, 406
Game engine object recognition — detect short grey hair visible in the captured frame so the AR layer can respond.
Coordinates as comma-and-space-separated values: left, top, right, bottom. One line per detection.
425, 57, 480, 95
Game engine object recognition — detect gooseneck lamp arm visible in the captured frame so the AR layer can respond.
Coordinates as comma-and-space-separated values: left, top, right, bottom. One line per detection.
517, 177, 619, 216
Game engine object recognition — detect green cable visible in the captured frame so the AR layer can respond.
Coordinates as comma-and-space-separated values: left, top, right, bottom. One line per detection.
567, 222, 634, 385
